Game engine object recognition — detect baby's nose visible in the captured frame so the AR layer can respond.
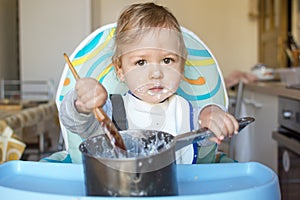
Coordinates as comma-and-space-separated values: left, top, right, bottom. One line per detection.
149, 65, 163, 79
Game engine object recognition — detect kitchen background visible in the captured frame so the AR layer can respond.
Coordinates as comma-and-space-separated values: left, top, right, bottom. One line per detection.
0, 0, 261, 88
1, 1, 300, 199
1, 0, 299, 173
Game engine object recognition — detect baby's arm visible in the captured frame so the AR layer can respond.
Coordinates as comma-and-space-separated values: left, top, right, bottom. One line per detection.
198, 105, 238, 144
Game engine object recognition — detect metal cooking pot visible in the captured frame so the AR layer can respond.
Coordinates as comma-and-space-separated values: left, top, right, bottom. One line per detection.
79, 117, 254, 197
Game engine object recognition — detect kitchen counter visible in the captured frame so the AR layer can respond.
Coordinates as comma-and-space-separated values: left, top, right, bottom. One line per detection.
244, 81, 300, 100
227, 80, 298, 172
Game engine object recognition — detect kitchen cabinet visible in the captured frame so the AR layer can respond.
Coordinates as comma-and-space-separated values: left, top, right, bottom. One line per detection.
233, 85, 278, 172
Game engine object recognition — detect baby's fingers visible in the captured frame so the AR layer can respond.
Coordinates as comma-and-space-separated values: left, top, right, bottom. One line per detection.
208, 136, 222, 145
227, 113, 239, 135
206, 120, 225, 141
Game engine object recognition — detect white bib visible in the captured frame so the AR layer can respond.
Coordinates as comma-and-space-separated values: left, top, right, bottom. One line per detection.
123, 93, 195, 164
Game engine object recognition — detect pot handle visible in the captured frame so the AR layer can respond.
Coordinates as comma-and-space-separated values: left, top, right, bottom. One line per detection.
175, 117, 255, 151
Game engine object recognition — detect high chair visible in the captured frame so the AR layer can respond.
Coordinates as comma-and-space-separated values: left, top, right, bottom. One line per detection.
42, 23, 228, 163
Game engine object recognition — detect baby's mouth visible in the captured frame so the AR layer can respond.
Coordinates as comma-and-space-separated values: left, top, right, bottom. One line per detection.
147, 85, 169, 96
149, 85, 164, 92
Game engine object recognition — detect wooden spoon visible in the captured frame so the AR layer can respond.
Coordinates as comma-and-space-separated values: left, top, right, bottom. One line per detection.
63, 53, 127, 151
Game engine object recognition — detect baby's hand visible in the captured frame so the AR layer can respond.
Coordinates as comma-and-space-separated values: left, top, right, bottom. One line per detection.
74, 78, 108, 114
199, 105, 238, 144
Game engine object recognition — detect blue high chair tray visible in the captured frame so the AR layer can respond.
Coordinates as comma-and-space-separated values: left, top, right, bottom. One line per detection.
0, 161, 280, 199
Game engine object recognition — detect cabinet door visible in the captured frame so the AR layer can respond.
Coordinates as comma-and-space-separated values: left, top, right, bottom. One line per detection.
258, 0, 288, 68
234, 89, 278, 172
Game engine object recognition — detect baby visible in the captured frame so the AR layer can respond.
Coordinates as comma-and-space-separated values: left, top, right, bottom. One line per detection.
60, 2, 238, 164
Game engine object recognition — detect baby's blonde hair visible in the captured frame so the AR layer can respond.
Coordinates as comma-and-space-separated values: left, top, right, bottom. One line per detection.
112, 2, 187, 68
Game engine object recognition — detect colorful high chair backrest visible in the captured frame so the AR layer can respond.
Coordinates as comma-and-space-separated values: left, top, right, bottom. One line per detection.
55, 23, 228, 163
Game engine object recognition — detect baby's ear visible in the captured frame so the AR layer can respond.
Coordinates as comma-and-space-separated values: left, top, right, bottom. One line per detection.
117, 69, 125, 82
113, 61, 125, 81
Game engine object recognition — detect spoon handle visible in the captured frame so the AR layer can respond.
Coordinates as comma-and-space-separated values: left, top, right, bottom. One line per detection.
64, 53, 80, 80
237, 117, 255, 132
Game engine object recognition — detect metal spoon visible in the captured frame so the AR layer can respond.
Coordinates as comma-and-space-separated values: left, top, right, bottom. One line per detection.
142, 117, 255, 151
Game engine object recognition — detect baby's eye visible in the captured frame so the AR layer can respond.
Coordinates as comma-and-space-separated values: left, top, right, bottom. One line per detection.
162, 57, 174, 65
135, 59, 147, 66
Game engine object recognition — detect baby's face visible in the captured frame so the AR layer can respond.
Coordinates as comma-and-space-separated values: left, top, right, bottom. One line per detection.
115, 28, 186, 104
118, 48, 184, 103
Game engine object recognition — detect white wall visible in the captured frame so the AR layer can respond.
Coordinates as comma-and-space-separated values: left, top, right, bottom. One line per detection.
19, 0, 92, 88
93, 0, 258, 77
